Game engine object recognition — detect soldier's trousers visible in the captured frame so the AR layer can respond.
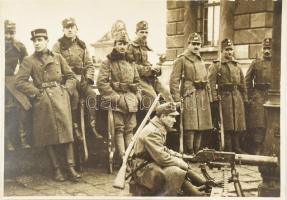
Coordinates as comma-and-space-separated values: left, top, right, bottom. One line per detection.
249, 128, 266, 154
113, 111, 136, 157
47, 142, 75, 169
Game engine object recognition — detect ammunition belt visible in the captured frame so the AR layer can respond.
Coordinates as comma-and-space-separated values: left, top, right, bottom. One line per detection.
219, 84, 243, 92
254, 83, 270, 91
41, 81, 60, 88
193, 81, 208, 90
111, 82, 138, 93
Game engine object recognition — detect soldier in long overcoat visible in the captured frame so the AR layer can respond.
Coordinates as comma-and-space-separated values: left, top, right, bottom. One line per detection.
97, 33, 141, 159
130, 102, 207, 196
52, 18, 103, 140
126, 21, 173, 119
170, 33, 213, 154
245, 38, 272, 154
208, 39, 247, 153
15, 29, 81, 182
4, 20, 31, 150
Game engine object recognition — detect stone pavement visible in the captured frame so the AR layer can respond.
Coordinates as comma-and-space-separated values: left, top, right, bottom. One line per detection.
4, 164, 262, 197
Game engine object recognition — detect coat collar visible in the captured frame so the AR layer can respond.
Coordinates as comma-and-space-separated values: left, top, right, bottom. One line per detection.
107, 48, 127, 61
221, 56, 238, 64
131, 38, 152, 51
181, 49, 202, 62
33, 49, 55, 66
5, 39, 22, 53
58, 35, 86, 50
150, 116, 167, 135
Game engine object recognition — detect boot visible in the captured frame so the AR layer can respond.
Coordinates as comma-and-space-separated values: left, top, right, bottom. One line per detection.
185, 131, 194, 154
186, 169, 206, 186
181, 180, 206, 196
90, 120, 103, 139
19, 130, 31, 149
232, 134, 247, 154
224, 132, 232, 152
6, 138, 15, 151
193, 132, 202, 153
54, 168, 65, 182
67, 166, 81, 182
73, 123, 83, 141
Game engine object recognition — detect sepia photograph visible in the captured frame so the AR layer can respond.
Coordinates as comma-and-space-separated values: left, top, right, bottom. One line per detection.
0, 0, 286, 199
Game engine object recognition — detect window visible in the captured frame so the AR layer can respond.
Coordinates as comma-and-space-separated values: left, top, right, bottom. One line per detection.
196, 0, 220, 47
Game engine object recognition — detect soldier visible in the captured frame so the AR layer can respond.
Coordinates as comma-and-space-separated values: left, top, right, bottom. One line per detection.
170, 33, 213, 154
245, 38, 272, 155
208, 38, 247, 153
126, 20, 173, 115
15, 29, 81, 182
4, 20, 31, 151
130, 102, 208, 196
52, 17, 103, 140
97, 33, 141, 160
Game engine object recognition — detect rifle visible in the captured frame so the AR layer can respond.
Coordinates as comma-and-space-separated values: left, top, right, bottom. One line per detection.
179, 58, 185, 153
107, 109, 115, 174
113, 94, 161, 189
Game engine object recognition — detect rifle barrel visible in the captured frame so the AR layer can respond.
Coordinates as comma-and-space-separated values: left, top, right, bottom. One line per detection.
235, 154, 278, 166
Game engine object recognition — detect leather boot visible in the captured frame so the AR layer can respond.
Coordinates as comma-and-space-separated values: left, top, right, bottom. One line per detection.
67, 166, 81, 182
115, 133, 125, 158
19, 129, 31, 149
181, 180, 206, 196
185, 131, 194, 154
186, 169, 206, 186
90, 120, 103, 139
6, 138, 15, 151
54, 168, 65, 182
193, 132, 202, 153
224, 132, 232, 152
232, 134, 247, 154
73, 123, 83, 141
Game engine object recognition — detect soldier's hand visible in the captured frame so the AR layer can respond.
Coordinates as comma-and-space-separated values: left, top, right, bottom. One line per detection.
136, 92, 142, 103
35, 89, 44, 100
151, 65, 161, 76
86, 67, 95, 84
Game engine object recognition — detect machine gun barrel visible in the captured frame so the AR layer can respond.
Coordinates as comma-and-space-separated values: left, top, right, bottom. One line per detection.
234, 154, 278, 166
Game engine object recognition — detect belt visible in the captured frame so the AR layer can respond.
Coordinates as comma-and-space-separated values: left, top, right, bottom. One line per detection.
254, 83, 270, 91
219, 84, 243, 92
111, 82, 138, 93
41, 81, 60, 88
193, 81, 208, 90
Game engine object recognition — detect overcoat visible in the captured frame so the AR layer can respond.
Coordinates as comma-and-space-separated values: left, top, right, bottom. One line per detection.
131, 116, 187, 196
15, 51, 76, 146
245, 57, 271, 129
209, 57, 247, 131
170, 50, 213, 131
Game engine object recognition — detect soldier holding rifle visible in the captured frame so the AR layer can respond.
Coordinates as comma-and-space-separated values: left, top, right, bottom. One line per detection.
170, 33, 213, 154
208, 39, 248, 153
97, 33, 141, 162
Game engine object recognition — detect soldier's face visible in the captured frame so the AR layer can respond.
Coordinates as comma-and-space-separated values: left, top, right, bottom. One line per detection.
63, 25, 78, 39
136, 29, 148, 41
188, 42, 201, 54
5, 32, 15, 41
33, 37, 48, 52
222, 47, 234, 60
161, 115, 176, 128
263, 47, 272, 58
114, 41, 127, 54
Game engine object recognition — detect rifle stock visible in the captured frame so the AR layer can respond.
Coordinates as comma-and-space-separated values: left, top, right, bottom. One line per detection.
218, 96, 225, 150
113, 94, 161, 189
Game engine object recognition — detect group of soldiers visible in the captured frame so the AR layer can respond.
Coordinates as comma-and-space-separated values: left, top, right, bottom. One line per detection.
5, 16, 272, 195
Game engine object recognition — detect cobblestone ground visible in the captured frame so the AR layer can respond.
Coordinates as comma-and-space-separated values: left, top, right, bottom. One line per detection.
4, 164, 262, 197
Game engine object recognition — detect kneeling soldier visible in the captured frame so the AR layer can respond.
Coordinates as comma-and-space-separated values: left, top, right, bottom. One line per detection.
97, 33, 141, 160
16, 29, 81, 182
130, 102, 208, 196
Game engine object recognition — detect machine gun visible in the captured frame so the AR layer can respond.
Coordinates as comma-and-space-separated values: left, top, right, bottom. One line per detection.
182, 149, 279, 197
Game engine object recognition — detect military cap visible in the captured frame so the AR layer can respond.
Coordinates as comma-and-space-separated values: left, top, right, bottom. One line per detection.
5, 20, 16, 33
221, 38, 234, 50
114, 32, 128, 44
62, 17, 77, 28
262, 37, 272, 48
156, 102, 179, 116
30, 28, 48, 40
136, 20, 148, 32
187, 32, 202, 44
